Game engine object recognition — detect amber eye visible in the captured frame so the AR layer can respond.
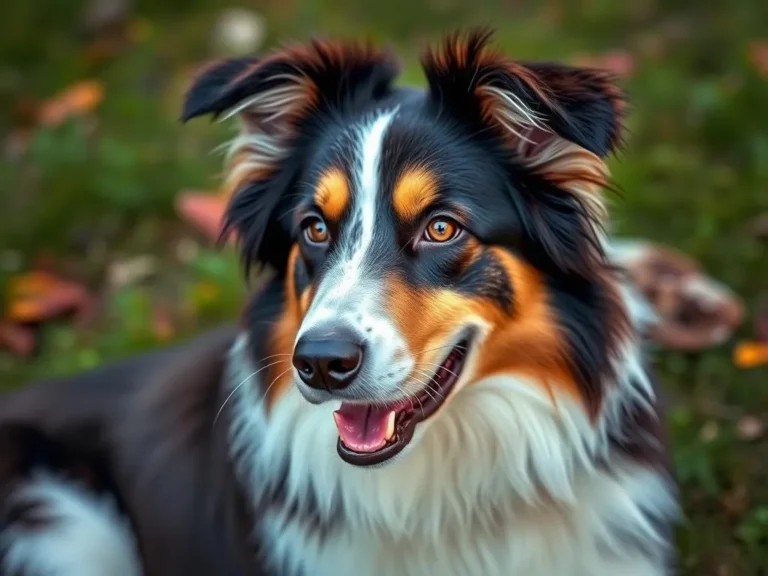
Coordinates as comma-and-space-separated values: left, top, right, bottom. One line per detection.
424, 217, 461, 243
304, 217, 329, 244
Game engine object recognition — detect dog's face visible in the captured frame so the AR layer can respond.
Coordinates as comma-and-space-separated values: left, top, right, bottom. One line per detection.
184, 30, 631, 468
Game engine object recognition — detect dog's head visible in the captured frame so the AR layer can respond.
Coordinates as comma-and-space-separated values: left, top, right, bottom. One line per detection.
184, 29, 638, 471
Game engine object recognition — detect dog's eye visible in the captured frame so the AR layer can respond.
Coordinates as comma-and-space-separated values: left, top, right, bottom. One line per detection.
424, 217, 461, 243
303, 217, 330, 244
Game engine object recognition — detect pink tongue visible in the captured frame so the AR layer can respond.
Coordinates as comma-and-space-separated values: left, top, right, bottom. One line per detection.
333, 403, 395, 453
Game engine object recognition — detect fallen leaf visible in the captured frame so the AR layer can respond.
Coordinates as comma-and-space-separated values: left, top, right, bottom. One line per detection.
37, 81, 104, 127
0, 321, 36, 356
574, 50, 636, 77
175, 191, 233, 243
748, 41, 768, 78
733, 341, 768, 369
736, 415, 765, 441
4, 270, 95, 325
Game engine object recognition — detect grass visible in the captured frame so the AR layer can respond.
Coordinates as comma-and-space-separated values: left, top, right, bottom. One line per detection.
1, 0, 768, 573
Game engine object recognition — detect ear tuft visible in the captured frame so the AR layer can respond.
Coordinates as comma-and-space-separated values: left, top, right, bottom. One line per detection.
181, 57, 259, 122
181, 38, 401, 276
421, 27, 628, 158
422, 28, 629, 278
181, 39, 400, 130
521, 62, 628, 157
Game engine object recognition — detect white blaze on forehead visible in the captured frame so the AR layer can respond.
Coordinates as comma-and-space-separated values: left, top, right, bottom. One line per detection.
295, 108, 399, 346
331, 108, 398, 298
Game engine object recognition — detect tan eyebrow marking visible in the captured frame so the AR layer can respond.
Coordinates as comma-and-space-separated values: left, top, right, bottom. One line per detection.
393, 167, 439, 222
314, 168, 350, 221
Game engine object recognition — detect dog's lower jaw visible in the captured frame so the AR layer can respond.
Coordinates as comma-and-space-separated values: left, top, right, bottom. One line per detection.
226, 334, 678, 576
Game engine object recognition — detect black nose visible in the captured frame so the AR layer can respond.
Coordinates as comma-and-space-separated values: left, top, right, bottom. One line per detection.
292, 327, 364, 392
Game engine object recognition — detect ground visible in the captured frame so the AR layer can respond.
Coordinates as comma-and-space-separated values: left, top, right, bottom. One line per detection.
1, 0, 767, 574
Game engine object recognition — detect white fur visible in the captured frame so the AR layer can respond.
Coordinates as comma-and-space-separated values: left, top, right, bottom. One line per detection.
294, 109, 417, 403
1, 474, 142, 576
223, 83, 678, 576
301, 109, 398, 310
227, 272, 679, 576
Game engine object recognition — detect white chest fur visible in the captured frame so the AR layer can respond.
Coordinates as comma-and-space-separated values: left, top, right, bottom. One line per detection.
258, 463, 672, 576
226, 338, 678, 576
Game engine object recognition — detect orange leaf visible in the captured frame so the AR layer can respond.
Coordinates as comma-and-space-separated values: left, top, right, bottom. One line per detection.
733, 341, 768, 369
5, 270, 94, 324
175, 191, 234, 243
38, 81, 104, 127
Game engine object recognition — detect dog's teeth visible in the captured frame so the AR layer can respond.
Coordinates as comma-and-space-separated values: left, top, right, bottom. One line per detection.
385, 411, 396, 441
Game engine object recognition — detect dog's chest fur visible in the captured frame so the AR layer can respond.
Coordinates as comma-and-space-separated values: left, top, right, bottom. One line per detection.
226, 338, 677, 576
259, 474, 668, 576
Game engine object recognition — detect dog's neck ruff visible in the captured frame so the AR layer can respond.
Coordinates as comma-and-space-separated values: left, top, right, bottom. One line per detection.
225, 300, 678, 575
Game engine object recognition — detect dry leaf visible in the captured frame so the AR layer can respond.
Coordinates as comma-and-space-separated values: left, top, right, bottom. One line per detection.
733, 341, 768, 369
4, 270, 94, 325
38, 81, 104, 127
736, 415, 764, 441
748, 41, 768, 77
175, 191, 233, 243
0, 321, 36, 356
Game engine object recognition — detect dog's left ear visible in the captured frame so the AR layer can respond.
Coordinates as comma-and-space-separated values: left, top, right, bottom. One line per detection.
182, 40, 400, 275
421, 28, 626, 158
421, 29, 627, 277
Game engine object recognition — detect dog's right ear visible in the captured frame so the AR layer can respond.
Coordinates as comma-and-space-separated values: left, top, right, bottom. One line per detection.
182, 41, 400, 275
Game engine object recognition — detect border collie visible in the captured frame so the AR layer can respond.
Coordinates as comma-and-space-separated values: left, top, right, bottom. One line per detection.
0, 29, 679, 576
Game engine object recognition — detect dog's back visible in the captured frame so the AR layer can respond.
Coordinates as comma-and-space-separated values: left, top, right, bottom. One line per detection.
0, 327, 271, 575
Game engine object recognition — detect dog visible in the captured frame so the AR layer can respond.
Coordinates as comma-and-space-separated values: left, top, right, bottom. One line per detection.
0, 29, 679, 576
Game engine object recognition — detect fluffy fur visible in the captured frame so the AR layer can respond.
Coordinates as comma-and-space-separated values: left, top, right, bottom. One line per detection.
228, 333, 677, 575
0, 29, 680, 576
0, 475, 141, 576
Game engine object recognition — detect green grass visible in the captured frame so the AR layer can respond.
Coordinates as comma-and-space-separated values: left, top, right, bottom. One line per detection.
2, 0, 768, 573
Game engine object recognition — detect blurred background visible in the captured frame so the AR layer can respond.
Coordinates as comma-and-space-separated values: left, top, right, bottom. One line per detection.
1, 0, 767, 573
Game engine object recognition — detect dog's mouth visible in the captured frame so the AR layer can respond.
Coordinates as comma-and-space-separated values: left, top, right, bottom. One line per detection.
333, 330, 474, 467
